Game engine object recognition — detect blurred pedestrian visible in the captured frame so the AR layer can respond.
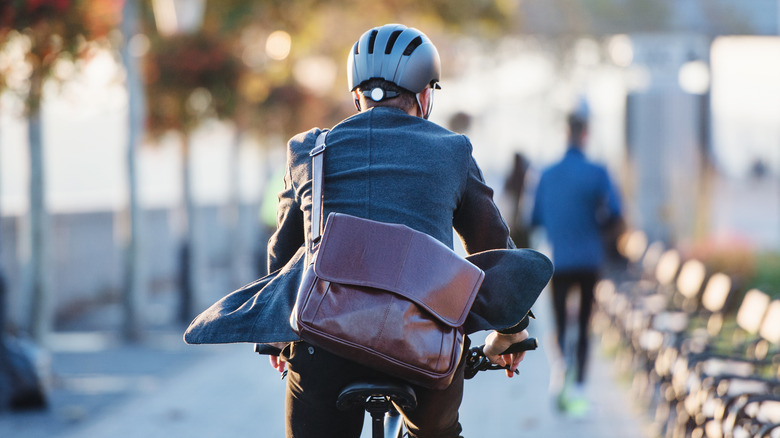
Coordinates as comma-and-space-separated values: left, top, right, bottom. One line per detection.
531, 111, 623, 416
503, 152, 531, 248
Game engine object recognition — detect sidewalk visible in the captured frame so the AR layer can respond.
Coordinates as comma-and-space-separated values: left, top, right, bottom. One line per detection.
460, 291, 651, 437
0, 293, 652, 438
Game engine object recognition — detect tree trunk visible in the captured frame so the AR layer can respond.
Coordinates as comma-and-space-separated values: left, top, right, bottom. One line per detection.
120, 0, 146, 341
28, 69, 51, 343
179, 132, 199, 323
0, 97, 5, 333
0, 100, 6, 338
228, 128, 242, 286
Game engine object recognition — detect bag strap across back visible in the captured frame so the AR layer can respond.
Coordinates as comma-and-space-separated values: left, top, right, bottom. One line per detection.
309, 130, 329, 245
306, 128, 485, 326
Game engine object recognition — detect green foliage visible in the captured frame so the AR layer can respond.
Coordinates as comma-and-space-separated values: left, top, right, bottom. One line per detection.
744, 252, 780, 298
690, 240, 780, 301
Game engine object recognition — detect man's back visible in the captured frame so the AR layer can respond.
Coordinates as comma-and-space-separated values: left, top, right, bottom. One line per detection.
269, 106, 512, 273
532, 148, 620, 272
319, 106, 471, 246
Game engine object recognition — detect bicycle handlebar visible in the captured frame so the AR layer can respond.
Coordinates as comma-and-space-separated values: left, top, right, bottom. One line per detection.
464, 337, 538, 379
495, 337, 539, 355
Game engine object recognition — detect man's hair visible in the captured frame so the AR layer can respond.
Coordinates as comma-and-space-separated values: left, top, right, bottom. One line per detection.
357, 78, 416, 112
567, 113, 588, 141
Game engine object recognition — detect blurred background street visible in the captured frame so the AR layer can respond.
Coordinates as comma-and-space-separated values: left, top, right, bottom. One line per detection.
0, 289, 651, 438
1, 1, 780, 437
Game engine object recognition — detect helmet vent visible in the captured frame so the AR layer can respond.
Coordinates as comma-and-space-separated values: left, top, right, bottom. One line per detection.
385, 30, 402, 54
368, 30, 378, 54
403, 36, 423, 56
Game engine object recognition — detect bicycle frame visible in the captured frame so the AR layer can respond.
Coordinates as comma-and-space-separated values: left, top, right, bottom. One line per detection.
382, 406, 404, 438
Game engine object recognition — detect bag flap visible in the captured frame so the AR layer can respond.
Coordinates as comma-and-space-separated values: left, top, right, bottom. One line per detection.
313, 213, 485, 327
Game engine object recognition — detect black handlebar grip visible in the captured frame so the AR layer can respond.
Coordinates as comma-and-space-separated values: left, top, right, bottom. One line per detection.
498, 337, 538, 355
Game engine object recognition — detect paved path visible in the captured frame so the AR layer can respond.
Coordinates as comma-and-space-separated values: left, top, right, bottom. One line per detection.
460, 291, 652, 437
1, 292, 652, 438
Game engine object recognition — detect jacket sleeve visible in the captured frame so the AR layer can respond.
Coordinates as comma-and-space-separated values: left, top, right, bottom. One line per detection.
453, 156, 515, 253
266, 144, 306, 273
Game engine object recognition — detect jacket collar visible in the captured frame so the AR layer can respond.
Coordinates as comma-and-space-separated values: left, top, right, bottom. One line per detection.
566, 146, 585, 158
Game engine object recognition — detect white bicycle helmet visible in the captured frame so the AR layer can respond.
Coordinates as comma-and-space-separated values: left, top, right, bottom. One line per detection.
347, 24, 441, 95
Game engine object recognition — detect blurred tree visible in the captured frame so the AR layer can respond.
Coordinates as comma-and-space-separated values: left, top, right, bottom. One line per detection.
119, 0, 145, 341
143, 26, 243, 322
145, 33, 240, 135
0, 0, 121, 411
0, 0, 122, 342
200, 0, 521, 139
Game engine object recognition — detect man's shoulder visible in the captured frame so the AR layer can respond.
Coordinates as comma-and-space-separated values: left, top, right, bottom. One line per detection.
540, 158, 567, 176
562, 152, 609, 173
580, 158, 611, 179
342, 109, 472, 151
540, 154, 606, 183
288, 127, 323, 152
291, 111, 474, 160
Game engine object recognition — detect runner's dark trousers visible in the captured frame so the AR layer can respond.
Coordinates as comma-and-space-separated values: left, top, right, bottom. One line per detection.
550, 270, 598, 384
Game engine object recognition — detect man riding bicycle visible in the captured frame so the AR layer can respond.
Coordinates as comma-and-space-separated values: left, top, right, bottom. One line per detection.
269, 23, 554, 437
185, 23, 552, 438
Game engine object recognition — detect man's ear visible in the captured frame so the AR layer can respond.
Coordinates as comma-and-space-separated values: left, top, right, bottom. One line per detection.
416, 87, 432, 119
352, 91, 361, 111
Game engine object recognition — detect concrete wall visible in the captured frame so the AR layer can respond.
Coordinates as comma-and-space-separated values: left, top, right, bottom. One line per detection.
0, 202, 265, 333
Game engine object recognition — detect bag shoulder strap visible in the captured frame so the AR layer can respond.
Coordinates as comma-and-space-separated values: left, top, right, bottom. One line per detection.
310, 130, 329, 245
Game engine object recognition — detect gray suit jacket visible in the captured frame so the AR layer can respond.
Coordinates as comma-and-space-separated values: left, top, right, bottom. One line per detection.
185, 108, 552, 345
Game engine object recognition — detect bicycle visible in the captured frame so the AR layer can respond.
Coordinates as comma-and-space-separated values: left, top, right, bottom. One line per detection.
336, 337, 539, 438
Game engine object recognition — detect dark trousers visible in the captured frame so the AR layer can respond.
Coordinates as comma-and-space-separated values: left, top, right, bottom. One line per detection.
281, 341, 465, 438
550, 270, 598, 384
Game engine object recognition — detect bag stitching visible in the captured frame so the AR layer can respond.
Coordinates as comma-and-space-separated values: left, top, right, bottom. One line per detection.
374, 294, 393, 343
393, 232, 413, 289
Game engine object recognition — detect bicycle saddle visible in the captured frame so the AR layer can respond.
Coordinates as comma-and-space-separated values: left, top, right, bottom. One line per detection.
337, 381, 418, 411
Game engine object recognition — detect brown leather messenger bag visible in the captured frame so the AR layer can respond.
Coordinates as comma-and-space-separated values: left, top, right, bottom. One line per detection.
290, 130, 485, 389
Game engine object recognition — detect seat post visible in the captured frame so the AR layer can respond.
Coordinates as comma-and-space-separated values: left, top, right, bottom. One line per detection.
366, 395, 392, 438
337, 380, 417, 437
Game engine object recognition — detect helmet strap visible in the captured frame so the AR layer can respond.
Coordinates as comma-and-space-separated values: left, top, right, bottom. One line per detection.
352, 91, 361, 111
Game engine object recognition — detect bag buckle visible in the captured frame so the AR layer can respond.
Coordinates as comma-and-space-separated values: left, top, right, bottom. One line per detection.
309, 143, 326, 156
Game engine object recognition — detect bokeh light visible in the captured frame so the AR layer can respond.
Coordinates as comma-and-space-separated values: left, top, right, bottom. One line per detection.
678, 60, 710, 95
128, 33, 151, 58
608, 34, 633, 67
293, 56, 338, 96
266, 30, 291, 61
